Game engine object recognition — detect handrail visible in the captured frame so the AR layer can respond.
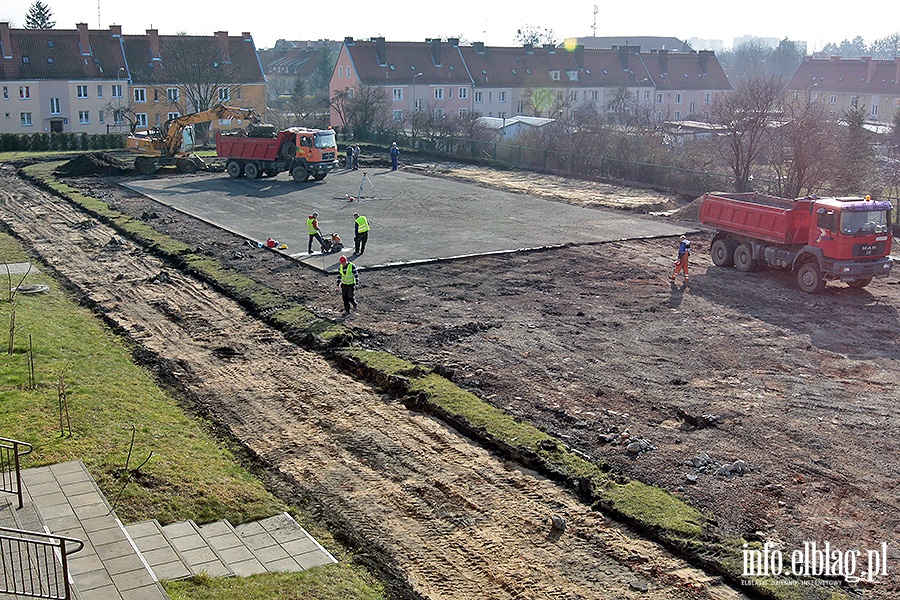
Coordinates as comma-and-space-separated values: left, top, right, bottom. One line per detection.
0, 437, 32, 509
0, 526, 83, 600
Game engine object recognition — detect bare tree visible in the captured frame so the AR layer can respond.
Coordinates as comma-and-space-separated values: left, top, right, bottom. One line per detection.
768, 93, 837, 198
515, 25, 558, 46
833, 106, 876, 194
711, 76, 783, 192
331, 85, 389, 139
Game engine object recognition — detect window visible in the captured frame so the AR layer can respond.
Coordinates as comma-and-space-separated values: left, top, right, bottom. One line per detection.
219, 88, 230, 102
704, 92, 712, 103
498, 111, 506, 118
592, 90, 599, 101
113, 110, 124, 124
77, 85, 88, 98
393, 88, 403, 101
393, 109, 403, 121
78, 111, 89, 124
434, 108, 444, 118
346, 88, 354, 99
674, 93, 682, 104
448, 88, 453, 100
167, 88, 179, 103
893, 98, 900, 108
47, 58, 53, 64
566, 70, 579, 81
871, 104, 878, 117
97, 85, 103, 98
98, 111, 104, 124
136, 113, 148, 128
498, 91, 506, 102
850, 95, 858, 107
112, 84, 122, 98
414, 98, 422, 111
434, 88, 443, 100
236, 86, 242, 100
458, 87, 468, 99
133, 88, 146, 102
338, 66, 343, 77
689, 101, 696, 113
656, 93, 663, 104
167, 112, 180, 121
22, 56, 29, 64
153, 89, 160, 102
569, 91, 577, 101
549, 70, 560, 81
49, 98, 60, 114
644, 90, 651, 100
19, 86, 30, 100
459, 108, 468, 117
517, 101, 523, 113
20, 112, 32, 126
674, 110, 681, 120
475, 91, 483, 103
47, 40, 54, 48
2, 87, 7, 100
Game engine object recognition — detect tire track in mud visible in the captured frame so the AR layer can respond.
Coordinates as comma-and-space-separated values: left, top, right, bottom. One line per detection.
0, 165, 744, 599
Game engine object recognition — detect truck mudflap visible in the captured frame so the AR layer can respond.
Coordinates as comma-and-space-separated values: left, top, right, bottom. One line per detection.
826, 256, 893, 280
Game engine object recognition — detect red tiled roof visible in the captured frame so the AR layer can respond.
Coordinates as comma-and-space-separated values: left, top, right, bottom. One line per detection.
788, 56, 900, 94
459, 44, 582, 87
0, 25, 126, 81
123, 33, 264, 85
642, 50, 732, 91
345, 38, 470, 86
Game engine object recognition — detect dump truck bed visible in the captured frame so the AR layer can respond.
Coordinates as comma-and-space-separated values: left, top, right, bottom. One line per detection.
699, 192, 810, 245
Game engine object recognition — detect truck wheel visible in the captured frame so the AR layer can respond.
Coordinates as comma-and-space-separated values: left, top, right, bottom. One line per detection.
245, 163, 261, 179
291, 165, 309, 183
711, 239, 735, 267
313, 173, 327, 181
734, 243, 758, 272
135, 157, 157, 175
226, 161, 243, 178
176, 158, 197, 174
847, 277, 872, 288
264, 169, 279, 177
797, 263, 826, 293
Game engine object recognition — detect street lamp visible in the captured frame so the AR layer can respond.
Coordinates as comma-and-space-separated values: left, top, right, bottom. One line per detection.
412, 72, 422, 113
116, 67, 125, 128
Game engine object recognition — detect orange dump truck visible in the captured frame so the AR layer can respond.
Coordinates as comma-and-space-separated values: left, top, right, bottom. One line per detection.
699, 192, 893, 293
216, 125, 340, 182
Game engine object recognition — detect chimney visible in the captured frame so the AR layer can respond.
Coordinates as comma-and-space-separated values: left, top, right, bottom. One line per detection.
1, 22, 12, 59
430, 38, 441, 66
448, 37, 459, 48
109, 24, 122, 38
698, 50, 712, 74
658, 49, 668, 74
216, 31, 230, 63
572, 44, 584, 69
524, 43, 534, 54
544, 43, 556, 54
242, 32, 252, 42
344, 36, 355, 45
866, 58, 877, 82
617, 45, 629, 70
147, 29, 159, 59
474, 41, 485, 54
373, 37, 386, 65
77, 22, 91, 56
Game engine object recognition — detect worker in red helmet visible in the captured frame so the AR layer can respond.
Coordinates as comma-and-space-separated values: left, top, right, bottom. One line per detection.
670, 235, 691, 283
337, 255, 359, 314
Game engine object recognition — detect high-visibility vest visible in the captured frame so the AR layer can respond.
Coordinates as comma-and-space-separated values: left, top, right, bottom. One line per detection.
307, 217, 318, 235
339, 263, 356, 284
355, 215, 369, 233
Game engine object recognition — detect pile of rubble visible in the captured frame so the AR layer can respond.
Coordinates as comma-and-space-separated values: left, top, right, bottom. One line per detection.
54, 152, 132, 177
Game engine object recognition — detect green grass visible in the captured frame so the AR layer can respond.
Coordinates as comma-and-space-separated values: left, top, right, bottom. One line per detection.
0, 231, 384, 599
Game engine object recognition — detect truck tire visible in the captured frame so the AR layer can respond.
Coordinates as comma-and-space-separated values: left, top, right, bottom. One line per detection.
734, 243, 758, 272
244, 162, 261, 179
847, 277, 873, 288
135, 157, 157, 175
291, 165, 309, 183
313, 173, 327, 181
711, 239, 735, 267
264, 169, 279, 177
176, 158, 198, 174
797, 263, 826, 293
226, 161, 243, 178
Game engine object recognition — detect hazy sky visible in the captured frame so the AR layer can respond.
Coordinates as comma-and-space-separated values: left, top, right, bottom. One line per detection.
1, 0, 896, 52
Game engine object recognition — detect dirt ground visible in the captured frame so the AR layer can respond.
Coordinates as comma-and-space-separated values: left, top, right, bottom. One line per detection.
3, 154, 900, 599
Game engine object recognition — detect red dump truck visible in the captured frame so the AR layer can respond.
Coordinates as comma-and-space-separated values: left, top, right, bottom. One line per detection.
699, 192, 893, 293
216, 124, 340, 182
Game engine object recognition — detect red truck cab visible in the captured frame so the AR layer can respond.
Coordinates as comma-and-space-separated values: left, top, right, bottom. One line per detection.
700, 192, 893, 293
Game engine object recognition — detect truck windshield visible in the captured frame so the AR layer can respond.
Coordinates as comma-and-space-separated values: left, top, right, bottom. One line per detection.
314, 132, 336, 149
840, 210, 890, 235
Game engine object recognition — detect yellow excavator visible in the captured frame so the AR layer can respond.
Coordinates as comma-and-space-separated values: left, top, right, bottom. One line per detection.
125, 104, 261, 175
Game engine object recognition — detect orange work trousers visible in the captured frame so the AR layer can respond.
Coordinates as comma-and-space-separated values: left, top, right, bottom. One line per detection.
672, 254, 689, 278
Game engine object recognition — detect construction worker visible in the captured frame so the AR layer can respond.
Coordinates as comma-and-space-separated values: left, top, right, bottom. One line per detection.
307, 211, 325, 254
389, 142, 400, 171
353, 212, 370, 255
337, 255, 359, 314
670, 235, 690, 282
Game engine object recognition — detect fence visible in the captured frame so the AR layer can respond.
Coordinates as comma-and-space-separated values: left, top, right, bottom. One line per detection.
0, 437, 31, 509
0, 527, 83, 600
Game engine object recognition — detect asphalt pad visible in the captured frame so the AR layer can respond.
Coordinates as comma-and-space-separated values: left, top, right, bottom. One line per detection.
123, 167, 690, 273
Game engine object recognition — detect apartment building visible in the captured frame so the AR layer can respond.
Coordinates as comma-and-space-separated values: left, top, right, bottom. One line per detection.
0, 23, 266, 135
787, 55, 900, 125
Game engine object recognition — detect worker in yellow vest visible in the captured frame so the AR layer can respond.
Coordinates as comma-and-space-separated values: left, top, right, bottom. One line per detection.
337, 255, 359, 314
353, 212, 370, 255
307, 211, 325, 254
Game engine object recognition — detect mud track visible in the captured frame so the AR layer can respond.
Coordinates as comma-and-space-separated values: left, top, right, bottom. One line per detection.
0, 162, 748, 599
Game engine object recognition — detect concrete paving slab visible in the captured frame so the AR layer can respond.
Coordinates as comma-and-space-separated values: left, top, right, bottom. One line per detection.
0, 262, 40, 275
124, 169, 691, 273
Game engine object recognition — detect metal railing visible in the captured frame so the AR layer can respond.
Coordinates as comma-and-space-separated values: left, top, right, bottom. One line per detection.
0, 527, 83, 600
0, 437, 32, 510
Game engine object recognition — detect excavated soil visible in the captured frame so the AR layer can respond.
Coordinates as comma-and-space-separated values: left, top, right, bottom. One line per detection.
3, 153, 900, 599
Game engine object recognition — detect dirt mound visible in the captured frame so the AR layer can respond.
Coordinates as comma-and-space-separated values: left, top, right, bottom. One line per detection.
54, 152, 132, 177
668, 194, 703, 220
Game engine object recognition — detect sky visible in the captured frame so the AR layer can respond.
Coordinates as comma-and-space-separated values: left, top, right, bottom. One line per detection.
1, 0, 897, 52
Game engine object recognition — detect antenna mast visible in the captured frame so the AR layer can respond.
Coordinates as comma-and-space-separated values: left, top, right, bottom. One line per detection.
592, 5, 598, 37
